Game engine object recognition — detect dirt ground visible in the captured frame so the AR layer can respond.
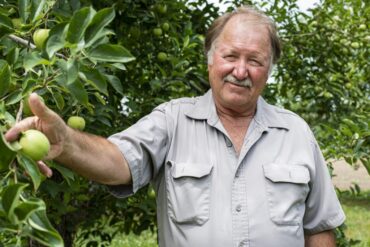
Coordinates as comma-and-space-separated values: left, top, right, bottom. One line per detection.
331, 160, 370, 191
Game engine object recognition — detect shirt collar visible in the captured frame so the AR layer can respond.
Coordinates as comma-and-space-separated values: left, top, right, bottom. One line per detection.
184, 89, 219, 125
185, 90, 290, 130
254, 97, 290, 130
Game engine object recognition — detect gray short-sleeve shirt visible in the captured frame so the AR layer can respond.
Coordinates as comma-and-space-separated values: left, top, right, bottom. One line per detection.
108, 90, 345, 247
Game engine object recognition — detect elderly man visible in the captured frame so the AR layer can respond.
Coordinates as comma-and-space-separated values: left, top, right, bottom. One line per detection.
6, 5, 345, 247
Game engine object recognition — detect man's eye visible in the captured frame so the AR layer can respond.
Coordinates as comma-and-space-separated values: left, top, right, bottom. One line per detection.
223, 55, 236, 60
249, 60, 261, 66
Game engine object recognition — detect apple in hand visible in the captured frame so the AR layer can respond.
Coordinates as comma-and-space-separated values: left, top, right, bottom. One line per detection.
19, 130, 50, 161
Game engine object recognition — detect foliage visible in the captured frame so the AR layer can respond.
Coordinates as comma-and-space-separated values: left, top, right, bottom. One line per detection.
0, 0, 368, 246
0, 0, 135, 245
269, 0, 369, 173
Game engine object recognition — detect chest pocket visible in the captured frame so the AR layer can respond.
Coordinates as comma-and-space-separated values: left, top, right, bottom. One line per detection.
263, 163, 310, 226
166, 161, 213, 225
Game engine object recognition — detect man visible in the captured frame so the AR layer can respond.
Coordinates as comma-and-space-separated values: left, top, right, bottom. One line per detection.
6, 6, 345, 247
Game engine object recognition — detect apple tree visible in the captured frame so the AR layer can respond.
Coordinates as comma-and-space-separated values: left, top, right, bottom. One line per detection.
0, 0, 135, 246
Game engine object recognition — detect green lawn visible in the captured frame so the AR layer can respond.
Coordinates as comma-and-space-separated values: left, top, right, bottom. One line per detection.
339, 191, 370, 247
104, 191, 370, 247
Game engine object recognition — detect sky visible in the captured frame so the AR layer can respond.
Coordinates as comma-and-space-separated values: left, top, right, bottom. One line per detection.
208, 0, 320, 12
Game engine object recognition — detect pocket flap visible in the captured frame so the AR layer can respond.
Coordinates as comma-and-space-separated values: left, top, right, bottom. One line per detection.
169, 162, 213, 179
263, 163, 310, 184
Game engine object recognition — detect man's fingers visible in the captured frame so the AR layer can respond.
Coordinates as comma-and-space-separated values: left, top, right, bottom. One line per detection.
37, 161, 53, 178
29, 93, 54, 120
4, 117, 36, 142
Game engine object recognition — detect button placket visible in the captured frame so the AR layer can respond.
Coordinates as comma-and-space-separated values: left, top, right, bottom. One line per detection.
232, 163, 249, 247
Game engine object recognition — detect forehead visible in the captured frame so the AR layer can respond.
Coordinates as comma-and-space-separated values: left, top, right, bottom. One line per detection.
216, 15, 271, 55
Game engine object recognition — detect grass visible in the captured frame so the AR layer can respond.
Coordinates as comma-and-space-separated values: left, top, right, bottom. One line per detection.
339, 190, 370, 247
86, 190, 370, 247
110, 229, 157, 247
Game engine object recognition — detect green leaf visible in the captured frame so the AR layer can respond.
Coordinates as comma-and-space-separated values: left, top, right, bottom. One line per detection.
30, 0, 46, 23
45, 23, 68, 58
5, 89, 22, 105
18, 155, 43, 191
88, 44, 135, 63
66, 6, 95, 45
1, 183, 28, 223
47, 161, 75, 185
6, 47, 19, 65
51, 91, 65, 110
105, 74, 124, 96
19, 0, 29, 23
80, 67, 108, 95
0, 132, 16, 172
85, 28, 114, 49
27, 210, 64, 247
14, 197, 45, 221
65, 78, 88, 106
0, 14, 13, 37
0, 60, 11, 97
56, 59, 79, 85
85, 7, 115, 46
110, 63, 126, 71
23, 52, 52, 71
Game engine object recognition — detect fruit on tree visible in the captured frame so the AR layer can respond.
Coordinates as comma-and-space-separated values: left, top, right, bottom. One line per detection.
153, 28, 163, 36
157, 52, 167, 62
33, 29, 50, 49
19, 130, 50, 161
67, 116, 86, 131
162, 22, 170, 31
156, 4, 167, 14
350, 42, 359, 49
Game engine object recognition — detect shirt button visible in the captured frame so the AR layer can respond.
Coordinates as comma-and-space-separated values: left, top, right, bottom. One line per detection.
236, 205, 242, 212
239, 240, 248, 247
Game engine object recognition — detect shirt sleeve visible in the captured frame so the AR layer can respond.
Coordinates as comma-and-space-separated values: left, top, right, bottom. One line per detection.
303, 138, 346, 234
107, 103, 170, 198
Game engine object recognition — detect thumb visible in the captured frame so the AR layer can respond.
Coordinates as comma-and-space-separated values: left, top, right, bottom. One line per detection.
29, 93, 54, 120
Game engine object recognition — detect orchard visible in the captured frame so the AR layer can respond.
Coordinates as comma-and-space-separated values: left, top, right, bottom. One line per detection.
0, 0, 368, 246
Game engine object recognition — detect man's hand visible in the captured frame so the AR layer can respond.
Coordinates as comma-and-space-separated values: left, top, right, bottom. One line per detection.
5, 93, 69, 177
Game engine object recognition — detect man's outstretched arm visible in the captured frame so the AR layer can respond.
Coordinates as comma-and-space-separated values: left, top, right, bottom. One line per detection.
305, 230, 336, 247
5, 93, 131, 185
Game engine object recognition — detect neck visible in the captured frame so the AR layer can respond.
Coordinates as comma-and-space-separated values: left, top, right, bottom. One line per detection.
215, 101, 257, 120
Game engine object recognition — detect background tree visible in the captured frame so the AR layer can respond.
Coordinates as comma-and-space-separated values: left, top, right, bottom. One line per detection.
0, 0, 368, 246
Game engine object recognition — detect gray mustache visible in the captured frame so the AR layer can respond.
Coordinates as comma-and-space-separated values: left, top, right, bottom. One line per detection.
223, 74, 252, 88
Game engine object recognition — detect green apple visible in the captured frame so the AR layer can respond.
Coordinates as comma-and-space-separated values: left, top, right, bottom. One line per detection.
162, 22, 170, 31
19, 130, 50, 161
156, 4, 167, 14
33, 29, 50, 49
67, 116, 86, 131
148, 188, 156, 199
157, 52, 167, 62
153, 28, 163, 36
345, 83, 352, 89
359, 24, 366, 30
351, 42, 359, 49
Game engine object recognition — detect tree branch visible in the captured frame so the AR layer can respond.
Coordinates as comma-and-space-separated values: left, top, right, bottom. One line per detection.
8, 34, 36, 49
8, 34, 67, 60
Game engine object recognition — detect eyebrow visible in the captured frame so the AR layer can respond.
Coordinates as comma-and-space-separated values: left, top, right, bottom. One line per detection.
218, 47, 268, 60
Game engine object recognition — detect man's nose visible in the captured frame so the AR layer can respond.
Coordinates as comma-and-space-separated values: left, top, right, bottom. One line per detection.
232, 60, 248, 80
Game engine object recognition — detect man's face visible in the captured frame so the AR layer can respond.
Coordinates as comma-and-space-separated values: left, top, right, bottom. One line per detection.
208, 15, 272, 114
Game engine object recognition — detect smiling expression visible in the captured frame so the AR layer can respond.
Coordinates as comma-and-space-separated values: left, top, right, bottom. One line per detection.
208, 14, 272, 115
